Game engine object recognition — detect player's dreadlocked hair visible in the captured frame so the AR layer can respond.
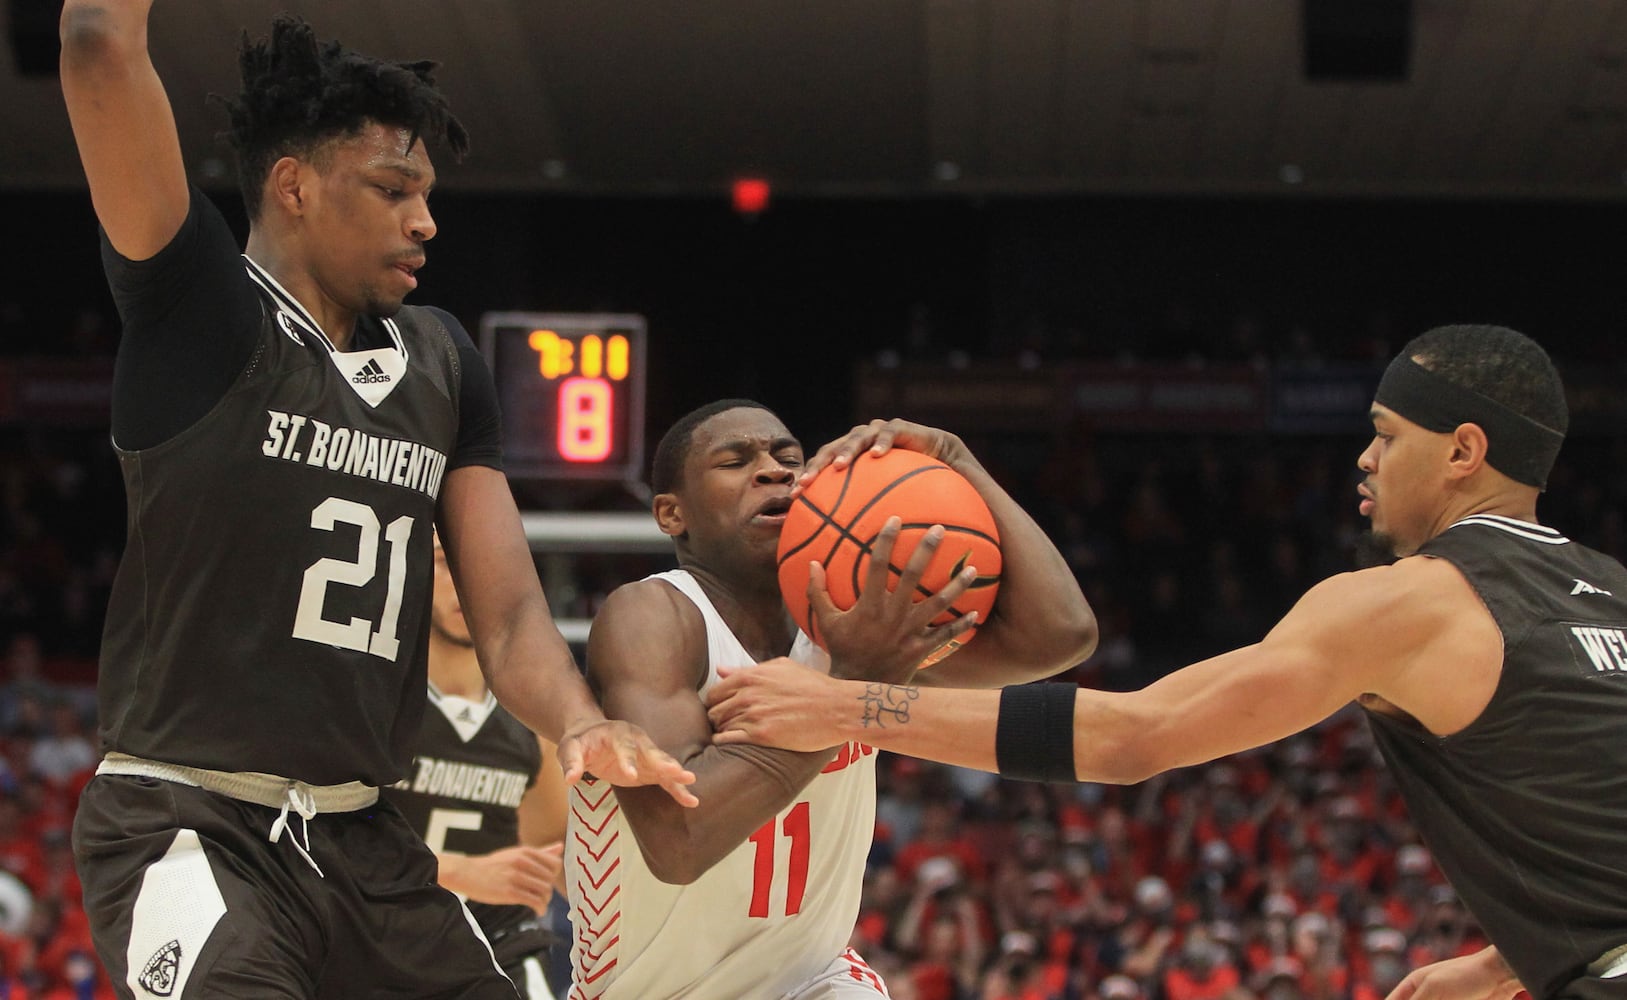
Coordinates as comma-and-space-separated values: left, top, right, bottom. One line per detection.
651, 399, 777, 495
1402, 324, 1569, 436
220, 15, 469, 219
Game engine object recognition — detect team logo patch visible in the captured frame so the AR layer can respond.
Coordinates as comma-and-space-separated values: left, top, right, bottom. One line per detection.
275, 312, 305, 346
138, 939, 181, 997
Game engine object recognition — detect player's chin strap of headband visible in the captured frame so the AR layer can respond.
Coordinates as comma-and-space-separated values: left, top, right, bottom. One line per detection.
1373, 356, 1564, 490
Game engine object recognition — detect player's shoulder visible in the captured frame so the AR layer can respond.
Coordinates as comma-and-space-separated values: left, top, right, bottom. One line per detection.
414, 305, 473, 341
588, 577, 709, 686
390, 304, 474, 352
1299, 557, 1479, 630
598, 576, 697, 627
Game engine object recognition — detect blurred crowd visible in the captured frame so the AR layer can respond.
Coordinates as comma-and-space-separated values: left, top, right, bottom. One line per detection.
0, 355, 1622, 999
0, 424, 154, 997
0, 628, 102, 998
855, 723, 1475, 1000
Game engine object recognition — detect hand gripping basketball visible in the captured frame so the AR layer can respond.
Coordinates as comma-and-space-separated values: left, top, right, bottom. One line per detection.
778, 446, 1003, 668
807, 516, 981, 683
792, 418, 972, 494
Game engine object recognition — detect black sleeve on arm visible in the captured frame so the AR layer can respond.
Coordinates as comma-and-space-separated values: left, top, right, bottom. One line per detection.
995, 682, 1079, 783
428, 306, 503, 471
102, 186, 264, 451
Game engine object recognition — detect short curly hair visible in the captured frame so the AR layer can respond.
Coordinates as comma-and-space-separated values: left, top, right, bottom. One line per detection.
650, 399, 777, 495
1403, 324, 1569, 436
220, 15, 469, 219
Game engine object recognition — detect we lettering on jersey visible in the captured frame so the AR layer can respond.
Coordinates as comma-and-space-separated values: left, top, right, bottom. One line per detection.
260, 408, 448, 500
1571, 625, 1627, 673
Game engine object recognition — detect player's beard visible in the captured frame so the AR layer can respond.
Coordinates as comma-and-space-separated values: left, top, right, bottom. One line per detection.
364, 289, 405, 319
1353, 531, 1401, 569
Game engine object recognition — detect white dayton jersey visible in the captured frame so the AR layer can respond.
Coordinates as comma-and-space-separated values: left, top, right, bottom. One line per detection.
568, 570, 880, 1000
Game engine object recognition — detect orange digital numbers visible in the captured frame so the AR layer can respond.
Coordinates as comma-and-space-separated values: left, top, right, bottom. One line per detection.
558, 377, 613, 462
527, 329, 571, 378
527, 330, 631, 383
483, 313, 645, 481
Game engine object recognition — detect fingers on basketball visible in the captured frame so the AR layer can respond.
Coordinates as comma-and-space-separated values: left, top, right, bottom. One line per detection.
777, 449, 1002, 666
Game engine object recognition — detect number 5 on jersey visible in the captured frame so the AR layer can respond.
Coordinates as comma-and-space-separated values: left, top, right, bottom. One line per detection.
292, 497, 415, 661
425, 808, 482, 855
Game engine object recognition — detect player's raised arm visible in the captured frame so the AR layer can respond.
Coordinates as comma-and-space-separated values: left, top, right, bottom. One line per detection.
59, 0, 190, 259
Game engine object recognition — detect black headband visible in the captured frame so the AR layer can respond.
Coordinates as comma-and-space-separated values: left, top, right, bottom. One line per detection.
1373, 357, 1564, 489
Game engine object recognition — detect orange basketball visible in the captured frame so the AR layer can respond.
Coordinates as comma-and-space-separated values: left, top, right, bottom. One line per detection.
777, 449, 1002, 667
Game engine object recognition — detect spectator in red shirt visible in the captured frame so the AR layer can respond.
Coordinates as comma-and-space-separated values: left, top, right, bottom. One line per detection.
1163, 930, 1242, 1000
896, 800, 987, 888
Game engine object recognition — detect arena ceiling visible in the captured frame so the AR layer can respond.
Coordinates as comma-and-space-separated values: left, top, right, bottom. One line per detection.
3, 0, 1627, 199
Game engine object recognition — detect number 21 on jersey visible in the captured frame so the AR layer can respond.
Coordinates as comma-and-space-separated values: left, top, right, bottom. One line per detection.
292, 497, 415, 661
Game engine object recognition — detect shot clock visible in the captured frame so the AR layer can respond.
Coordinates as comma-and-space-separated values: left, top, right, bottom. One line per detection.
478, 312, 647, 481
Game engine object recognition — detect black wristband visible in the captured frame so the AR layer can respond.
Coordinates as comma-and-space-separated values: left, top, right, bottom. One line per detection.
995, 683, 1078, 783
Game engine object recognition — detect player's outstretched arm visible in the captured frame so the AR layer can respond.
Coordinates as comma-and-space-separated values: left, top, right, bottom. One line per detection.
59, 0, 190, 259
797, 419, 1097, 687
707, 639, 1331, 778
438, 466, 696, 807
712, 560, 1493, 782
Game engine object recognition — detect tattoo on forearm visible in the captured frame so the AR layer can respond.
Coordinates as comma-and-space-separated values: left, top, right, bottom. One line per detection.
859, 684, 919, 729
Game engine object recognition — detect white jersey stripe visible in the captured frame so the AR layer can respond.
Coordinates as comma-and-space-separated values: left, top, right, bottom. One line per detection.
1450, 515, 1569, 545
242, 256, 412, 362
243, 257, 337, 352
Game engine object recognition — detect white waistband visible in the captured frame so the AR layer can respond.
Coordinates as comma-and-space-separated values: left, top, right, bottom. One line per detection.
96, 752, 379, 812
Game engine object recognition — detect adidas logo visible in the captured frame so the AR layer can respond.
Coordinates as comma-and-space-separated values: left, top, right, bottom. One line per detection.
138, 939, 181, 996
352, 359, 392, 384
1573, 578, 1614, 596
458, 707, 474, 723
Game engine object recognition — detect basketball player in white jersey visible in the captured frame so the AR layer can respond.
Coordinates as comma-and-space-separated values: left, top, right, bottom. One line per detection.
567, 400, 1097, 999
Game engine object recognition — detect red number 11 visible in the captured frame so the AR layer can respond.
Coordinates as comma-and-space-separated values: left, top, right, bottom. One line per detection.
748, 801, 810, 918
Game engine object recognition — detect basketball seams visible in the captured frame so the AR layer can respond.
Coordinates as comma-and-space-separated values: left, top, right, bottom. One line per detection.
776, 462, 862, 567
827, 466, 952, 584
833, 469, 986, 620
777, 464, 952, 569
893, 520, 999, 546
851, 523, 1000, 620
777, 452, 1003, 659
